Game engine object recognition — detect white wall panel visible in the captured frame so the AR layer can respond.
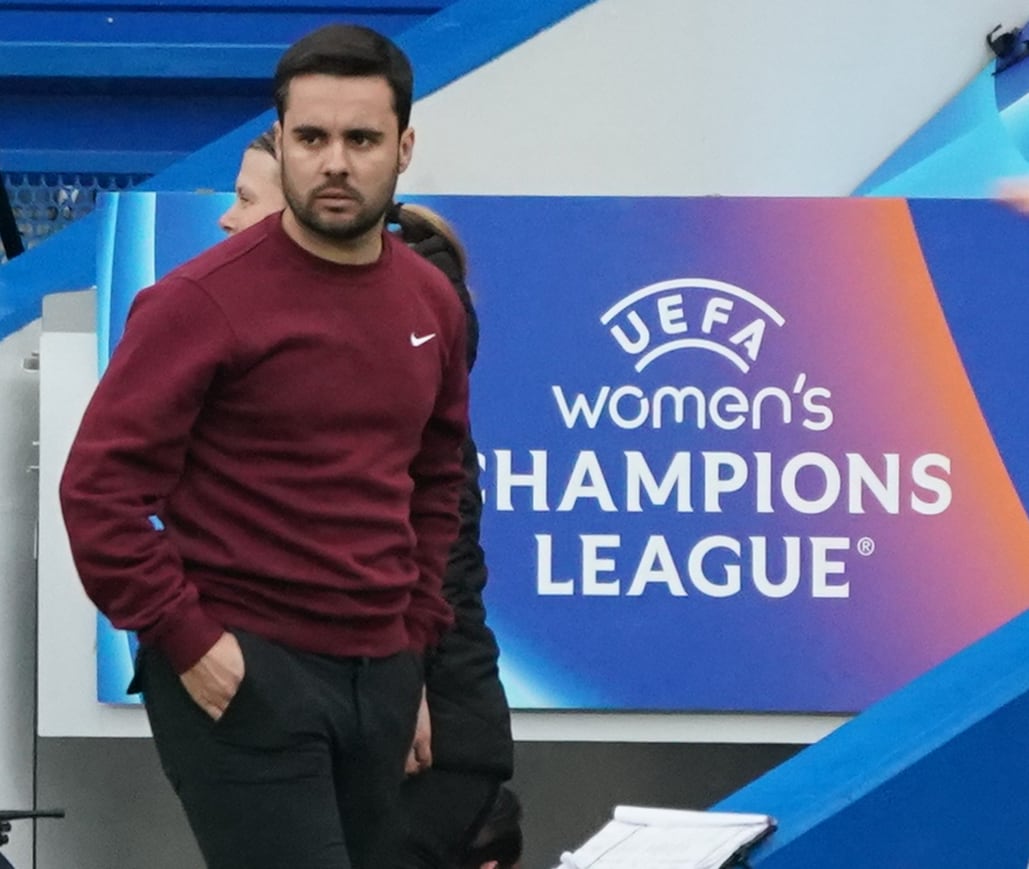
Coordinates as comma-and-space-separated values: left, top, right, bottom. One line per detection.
0, 321, 43, 869
402, 0, 1029, 196
37, 330, 149, 738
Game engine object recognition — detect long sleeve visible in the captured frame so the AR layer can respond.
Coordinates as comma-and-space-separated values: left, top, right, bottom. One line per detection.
404, 317, 468, 651
59, 277, 235, 673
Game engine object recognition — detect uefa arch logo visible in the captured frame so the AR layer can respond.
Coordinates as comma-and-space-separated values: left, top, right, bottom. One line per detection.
600, 278, 786, 373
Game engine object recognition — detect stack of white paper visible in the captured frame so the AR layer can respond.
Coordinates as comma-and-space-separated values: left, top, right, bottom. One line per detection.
553, 805, 775, 869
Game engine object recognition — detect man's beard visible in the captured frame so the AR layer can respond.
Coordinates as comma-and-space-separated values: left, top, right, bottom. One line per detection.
282, 172, 397, 242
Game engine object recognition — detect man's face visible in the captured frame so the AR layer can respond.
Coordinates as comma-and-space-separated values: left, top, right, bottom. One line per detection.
218, 148, 286, 235
276, 73, 413, 246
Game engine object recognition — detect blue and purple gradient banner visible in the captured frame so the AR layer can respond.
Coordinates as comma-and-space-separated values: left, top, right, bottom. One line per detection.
94, 192, 1029, 712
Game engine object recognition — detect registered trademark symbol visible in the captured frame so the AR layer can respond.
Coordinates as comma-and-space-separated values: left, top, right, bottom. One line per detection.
857, 537, 875, 557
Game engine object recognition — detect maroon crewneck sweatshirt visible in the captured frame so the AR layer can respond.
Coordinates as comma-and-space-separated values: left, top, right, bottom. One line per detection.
60, 215, 467, 673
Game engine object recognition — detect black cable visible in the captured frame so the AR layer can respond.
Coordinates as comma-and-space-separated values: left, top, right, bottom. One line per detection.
0, 175, 25, 260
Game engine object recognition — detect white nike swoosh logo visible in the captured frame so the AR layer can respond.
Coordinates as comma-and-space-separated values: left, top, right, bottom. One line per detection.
410, 332, 437, 347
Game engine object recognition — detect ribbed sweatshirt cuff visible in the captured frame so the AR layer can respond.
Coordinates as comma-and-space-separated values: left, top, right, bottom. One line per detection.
149, 606, 226, 675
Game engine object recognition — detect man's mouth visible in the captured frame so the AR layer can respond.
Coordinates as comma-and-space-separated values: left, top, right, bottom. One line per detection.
315, 188, 359, 202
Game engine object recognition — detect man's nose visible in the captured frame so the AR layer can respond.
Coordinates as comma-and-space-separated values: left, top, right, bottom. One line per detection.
323, 140, 350, 175
218, 206, 237, 235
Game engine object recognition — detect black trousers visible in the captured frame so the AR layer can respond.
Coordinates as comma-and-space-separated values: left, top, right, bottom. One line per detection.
395, 769, 501, 869
138, 631, 422, 869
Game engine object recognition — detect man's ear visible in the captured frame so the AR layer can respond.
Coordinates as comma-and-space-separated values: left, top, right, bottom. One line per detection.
480, 861, 499, 869
398, 126, 415, 174
273, 122, 283, 160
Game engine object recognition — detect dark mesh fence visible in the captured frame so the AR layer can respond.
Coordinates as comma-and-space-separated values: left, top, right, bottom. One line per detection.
1, 172, 150, 264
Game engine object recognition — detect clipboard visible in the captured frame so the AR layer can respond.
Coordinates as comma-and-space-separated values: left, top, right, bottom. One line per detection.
553, 805, 776, 869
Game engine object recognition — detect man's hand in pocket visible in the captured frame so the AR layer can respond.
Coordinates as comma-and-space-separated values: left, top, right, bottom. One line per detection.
180, 632, 245, 721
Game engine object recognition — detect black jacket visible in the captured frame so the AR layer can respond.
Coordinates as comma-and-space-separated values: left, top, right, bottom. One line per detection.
411, 234, 514, 779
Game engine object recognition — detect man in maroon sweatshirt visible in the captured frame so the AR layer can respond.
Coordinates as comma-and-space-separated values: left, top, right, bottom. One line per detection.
59, 24, 466, 869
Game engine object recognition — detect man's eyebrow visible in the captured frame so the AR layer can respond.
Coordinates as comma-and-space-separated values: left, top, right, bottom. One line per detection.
290, 124, 327, 138
345, 127, 385, 140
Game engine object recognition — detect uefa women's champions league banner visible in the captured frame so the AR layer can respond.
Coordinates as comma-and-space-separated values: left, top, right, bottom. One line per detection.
93, 191, 1029, 713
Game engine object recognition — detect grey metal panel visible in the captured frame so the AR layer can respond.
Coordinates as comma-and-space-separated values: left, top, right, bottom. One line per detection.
42, 288, 96, 334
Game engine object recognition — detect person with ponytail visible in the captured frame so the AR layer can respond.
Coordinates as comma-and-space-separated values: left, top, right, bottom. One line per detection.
387, 202, 516, 869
